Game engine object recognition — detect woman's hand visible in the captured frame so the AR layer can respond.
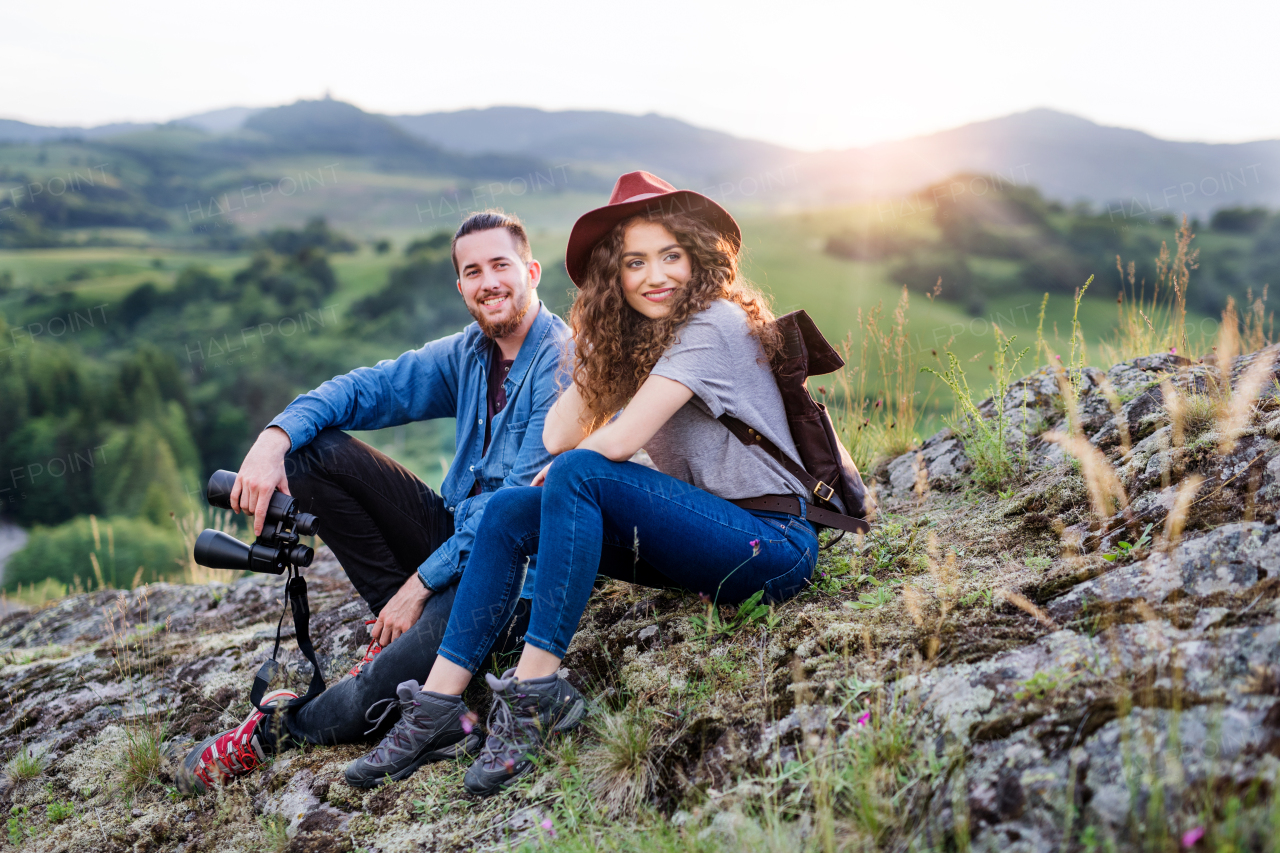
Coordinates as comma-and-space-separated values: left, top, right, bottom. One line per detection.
531, 461, 553, 487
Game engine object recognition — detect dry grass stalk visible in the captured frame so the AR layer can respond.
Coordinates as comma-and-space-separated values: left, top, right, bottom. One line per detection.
1105, 217, 1199, 362
996, 588, 1057, 630
925, 531, 958, 617
104, 588, 170, 793
1241, 285, 1273, 352
1162, 474, 1203, 552
1044, 431, 1129, 522
833, 285, 925, 470
172, 507, 244, 585
1245, 467, 1263, 522
1218, 297, 1242, 386
1096, 376, 1132, 454
1160, 378, 1186, 449
1217, 349, 1277, 454
911, 450, 928, 506
902, 585, 925, 627
1048, 359, 1083, 438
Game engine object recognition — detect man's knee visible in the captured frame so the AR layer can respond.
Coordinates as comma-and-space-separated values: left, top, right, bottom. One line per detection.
283, 428, 350, 482
483, 486, 542, 530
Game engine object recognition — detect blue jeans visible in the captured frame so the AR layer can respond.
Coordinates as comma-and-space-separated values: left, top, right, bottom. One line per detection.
437, 449, 819, 670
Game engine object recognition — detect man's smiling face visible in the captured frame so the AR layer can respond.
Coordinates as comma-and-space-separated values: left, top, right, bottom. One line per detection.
454, 228, 540, 339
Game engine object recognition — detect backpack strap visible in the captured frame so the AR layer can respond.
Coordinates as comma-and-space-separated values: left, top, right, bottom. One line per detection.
730, 494, 870, 535
719, 414, 869, 535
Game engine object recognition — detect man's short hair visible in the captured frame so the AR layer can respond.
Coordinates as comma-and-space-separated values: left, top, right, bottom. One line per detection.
450, 210, 533, 274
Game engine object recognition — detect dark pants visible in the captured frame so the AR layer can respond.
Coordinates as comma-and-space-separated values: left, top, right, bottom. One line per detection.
274, 428, 530, 746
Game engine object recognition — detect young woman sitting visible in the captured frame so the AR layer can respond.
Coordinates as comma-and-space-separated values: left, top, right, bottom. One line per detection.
343, 171, 821, 795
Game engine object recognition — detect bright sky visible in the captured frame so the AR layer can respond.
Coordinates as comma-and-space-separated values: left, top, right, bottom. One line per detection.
4, 0, 1277, 151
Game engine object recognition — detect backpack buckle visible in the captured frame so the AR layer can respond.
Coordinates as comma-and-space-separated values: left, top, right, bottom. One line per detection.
812, 481, 835, 503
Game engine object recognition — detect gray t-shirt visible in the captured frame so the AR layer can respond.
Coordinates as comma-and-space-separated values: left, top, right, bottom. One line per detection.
645, 299, 807, 500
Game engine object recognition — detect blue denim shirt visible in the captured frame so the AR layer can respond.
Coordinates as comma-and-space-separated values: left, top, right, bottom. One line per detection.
268, 301, 570, 594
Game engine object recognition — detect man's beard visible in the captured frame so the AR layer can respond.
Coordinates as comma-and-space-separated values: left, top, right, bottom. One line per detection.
468, 285, 533, 340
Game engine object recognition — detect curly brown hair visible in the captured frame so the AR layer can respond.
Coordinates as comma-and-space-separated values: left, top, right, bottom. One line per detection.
568, 209, 782, 431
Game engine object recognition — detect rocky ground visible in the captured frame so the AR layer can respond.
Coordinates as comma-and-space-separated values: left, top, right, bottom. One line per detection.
2, 344, 1280, 852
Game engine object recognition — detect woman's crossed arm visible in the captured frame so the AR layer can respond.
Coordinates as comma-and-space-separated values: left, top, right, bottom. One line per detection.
536, 375, 693, 484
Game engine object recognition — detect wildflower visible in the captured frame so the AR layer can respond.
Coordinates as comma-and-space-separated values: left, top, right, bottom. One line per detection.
856, 711, 871, 726
749, 539, 761, 557
1181, 826, 1204, 848
1054, 354, 1062, 361
541, 818, 557, 838
1171, 346, 1178, 355
699, 592, 712, 604
459, 710, 479, 735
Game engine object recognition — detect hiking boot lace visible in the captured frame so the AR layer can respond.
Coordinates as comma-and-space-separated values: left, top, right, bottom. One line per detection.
480, 691, 530, 771
363, 695, 421, 761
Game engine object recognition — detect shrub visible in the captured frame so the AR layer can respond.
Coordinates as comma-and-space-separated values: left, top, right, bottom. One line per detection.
4, 514, 185, 592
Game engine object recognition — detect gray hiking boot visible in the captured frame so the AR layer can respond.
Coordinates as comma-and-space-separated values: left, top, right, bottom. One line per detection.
463, 668, 587, 796
344, 679, 481, 788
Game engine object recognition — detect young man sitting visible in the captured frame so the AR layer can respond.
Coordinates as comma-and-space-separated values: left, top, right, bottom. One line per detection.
176, 211, 571, 793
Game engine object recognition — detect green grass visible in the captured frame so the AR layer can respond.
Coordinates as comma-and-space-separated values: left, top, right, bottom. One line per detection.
4, 745, 45, 782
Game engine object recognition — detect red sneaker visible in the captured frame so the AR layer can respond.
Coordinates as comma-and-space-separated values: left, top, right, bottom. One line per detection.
350, 619, 383, 677
175, 688, 298, 794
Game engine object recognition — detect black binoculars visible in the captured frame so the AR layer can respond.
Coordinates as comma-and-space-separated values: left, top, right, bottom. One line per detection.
193, 470, 321, 575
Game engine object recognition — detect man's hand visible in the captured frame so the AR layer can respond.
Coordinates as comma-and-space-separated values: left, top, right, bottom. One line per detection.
531, 461, 553, 487
373, 574, 432, 646
229, 426, 294, 537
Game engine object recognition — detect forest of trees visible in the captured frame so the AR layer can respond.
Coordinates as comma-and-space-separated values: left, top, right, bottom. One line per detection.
0, 218, 485, 591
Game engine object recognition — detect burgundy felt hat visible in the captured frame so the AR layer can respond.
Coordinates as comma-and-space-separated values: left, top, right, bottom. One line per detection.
564, 171, 741, 287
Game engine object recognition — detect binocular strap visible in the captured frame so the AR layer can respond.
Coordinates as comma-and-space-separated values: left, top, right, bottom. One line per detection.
249, 573, 327, 714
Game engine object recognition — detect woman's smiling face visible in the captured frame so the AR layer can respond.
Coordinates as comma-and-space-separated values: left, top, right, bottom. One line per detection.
619, 220, 692, 319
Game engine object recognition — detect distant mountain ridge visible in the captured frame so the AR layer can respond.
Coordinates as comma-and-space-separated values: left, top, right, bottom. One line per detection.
234, 100, 548, 178
0, 118, 158, 143
798, 108, 1280, 217
389, 106, 790, 186
2, 102, 1277, 215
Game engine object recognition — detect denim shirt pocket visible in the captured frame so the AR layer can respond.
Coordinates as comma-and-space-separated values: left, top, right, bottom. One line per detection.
500, 417, 531, 473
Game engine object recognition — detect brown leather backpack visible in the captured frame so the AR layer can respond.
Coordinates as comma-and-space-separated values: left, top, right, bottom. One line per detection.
720, 310, 872, 540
